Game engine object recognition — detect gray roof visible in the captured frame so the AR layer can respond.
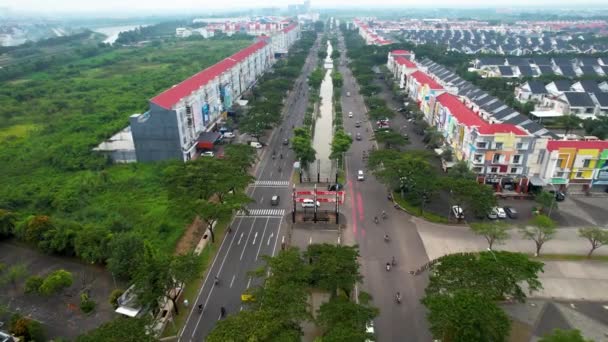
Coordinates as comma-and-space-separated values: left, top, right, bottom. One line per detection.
526, 80, 548, 94
563, 92, 596, 107
538, 65, 555, 75
579, 66, 598, 76
552, 80, 573, 91
518, 65, 536, 76
505, 114, 528, 125
498, 66, 514, 76
559, 65, 577, 77
594, 92, 608, 107
576, 80, 602, 93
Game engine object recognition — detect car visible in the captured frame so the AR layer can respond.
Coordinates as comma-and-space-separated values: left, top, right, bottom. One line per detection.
271, 195, 280, 206
494, 207, 507, 219
504, 206, 518, 219
487, 209, 498, 220
346, 91, 351, 97
355, 121, 361, 128
356, 132, 362, 141
549, 190, 566, 202
328, 183, 343, 191
249, 141, 263, 149
222, 132, 235, 139
201, 151, 214, 157
357, 170, 365, 181
282, 138, 289, 146
348, 111, 353, 118
451, 205, 464, 219
301, 199, 320, 208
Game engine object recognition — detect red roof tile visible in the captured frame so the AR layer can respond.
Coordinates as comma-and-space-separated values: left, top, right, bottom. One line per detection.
410, 71, 444, 90
282, 23, 297, 33
436, 93, 486, 127
547, 140, 608, 151
150, 40, 268, 110
477, 124, 528, 136
395, 56, 417, 68
391, 49, 411, 55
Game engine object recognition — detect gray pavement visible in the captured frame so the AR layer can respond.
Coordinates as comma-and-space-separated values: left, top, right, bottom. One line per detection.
338, 33, 432, 342
178, 34, 322, 341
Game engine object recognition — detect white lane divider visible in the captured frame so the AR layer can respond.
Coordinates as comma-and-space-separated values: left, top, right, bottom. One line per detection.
237, 232, 244, 245
252, 232, 258, 245
267, 232, 274, 246
246, 277, 252, 289
230, 274, 236, 288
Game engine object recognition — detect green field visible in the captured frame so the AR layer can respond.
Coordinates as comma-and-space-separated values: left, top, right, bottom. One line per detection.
0, 37, 251, 253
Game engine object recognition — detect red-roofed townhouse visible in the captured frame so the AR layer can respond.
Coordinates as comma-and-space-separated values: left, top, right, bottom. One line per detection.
433, 93, 535, 190
129, 39, 275, 162
539, 140, 608, 192
406, 71, 444, 115
386, 50, 417, 89
272, 23, 300, 55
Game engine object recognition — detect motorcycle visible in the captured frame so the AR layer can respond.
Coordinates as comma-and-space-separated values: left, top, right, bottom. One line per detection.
384, 235, 390, 242
395, 293, 401, 304
381, 211, 388, 219
385, 263, 391, 271
374, 216, 379, 224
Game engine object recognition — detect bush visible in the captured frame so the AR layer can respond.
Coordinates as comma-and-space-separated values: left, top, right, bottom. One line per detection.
39, 269, 73, 295
109, 289, 124, 309
24, 275, 43, 294
9, 314, 45, 342
80, 293, 96, 313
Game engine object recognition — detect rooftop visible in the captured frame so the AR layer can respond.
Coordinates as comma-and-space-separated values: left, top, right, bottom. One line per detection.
477, 123, 528, 136
395, 56, 416, 68
410, 71, 444, 90
547, 140, 608, 151
436, 93, 485, 127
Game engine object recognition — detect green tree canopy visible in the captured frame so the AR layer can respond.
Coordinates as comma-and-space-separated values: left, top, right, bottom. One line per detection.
470, 221, 511, 250
520, 215, 557, 256
75, 317, 156, 342
538, 329, 594, 342
305, 244, 362, 297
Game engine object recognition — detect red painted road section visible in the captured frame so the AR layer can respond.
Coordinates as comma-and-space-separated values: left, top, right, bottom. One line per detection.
348, 179, 358, 237
357, 192, 364, 222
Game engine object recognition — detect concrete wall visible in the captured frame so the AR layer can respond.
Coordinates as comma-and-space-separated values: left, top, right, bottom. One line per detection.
130, 104, 182, 162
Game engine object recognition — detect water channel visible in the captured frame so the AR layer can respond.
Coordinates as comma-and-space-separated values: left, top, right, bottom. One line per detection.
311, 40, 335, 181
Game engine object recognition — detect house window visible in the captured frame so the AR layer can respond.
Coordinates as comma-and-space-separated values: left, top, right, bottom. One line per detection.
472, 166, 483, 173
512, 155, 522, 164
516, 142, 529, 150
476, 141, 488, 149
582, 159, 591, 168
555, 172, 565, 178
576, 172, 584, 178
493, 154, 503, 163
537, 150, 545, 164
473, 154, 484, 163
490, 167, 499, 173
495, 142, 504, 150
556, 158, 564, 168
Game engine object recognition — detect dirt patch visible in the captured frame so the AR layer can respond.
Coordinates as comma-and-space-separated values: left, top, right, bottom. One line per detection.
174, 216, 206, 255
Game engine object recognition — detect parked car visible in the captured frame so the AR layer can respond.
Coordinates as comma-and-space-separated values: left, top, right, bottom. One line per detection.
487, 208, 498, 220
494, 207, 507, 219
348, 111, 354, 118
249, 141, 263, 149
355, 121, 361, 128
271, 195, 280, 206
504, 207, 518, 219
451, 205, 464, 219
301, 199, 320, 208
346, 91, 351, 97
357, 170, 365, 181
201, 151, 215, 157
549, 190, 566, 202
366, 321, 375, 342
328, 183, 343, 191
222, 132, 235, 139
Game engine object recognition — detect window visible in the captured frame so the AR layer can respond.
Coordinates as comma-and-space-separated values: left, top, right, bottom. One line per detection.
556, 158, 564, 168
583, 159, 591, 168
555, 172, 565, 178
510, 167, 520, 174
537, 150, 545, 164
512, 155, 522, 164
495, 142, 504, 150
490, 167, 499, 173
473, 154, 484, 163
516, 142, 529, 150
472, 166, 483, 173
576, 172, 584, 178
493, 154, 503, 163
476, 141, 488, 149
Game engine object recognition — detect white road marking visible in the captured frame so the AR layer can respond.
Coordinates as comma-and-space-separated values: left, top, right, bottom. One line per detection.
252, 232, 258, 245
230, 274, 236, 288
246, 277, 252, 289
260, 196, 264, 204
237, 232, 244, 245
240, 218, 256, 261
267, 233, 274, 246
255, 218, 270, 261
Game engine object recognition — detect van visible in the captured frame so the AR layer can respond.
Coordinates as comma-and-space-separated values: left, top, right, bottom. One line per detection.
302, 199, 320, 208
249, 141, 263, 149
357, 170, 364, 181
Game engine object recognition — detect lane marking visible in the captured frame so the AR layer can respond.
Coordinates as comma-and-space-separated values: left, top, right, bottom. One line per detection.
252, 232, 258, 245
271, 215, 284, 257
309, 236, 312, 245
267, 232, 274, 246
240, 217, 256, 261
237, 232, 244, 245
230, 274, 235, 288
255, 218, 270, 261
246, 277, 252, 289
260, 196, 264, 204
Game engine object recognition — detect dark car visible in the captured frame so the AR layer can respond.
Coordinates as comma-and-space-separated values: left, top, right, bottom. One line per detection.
271, 195, 280, 206
504, 207, 518, 219
549, 190, 566, 202
328, 183, 343, 191
282, 138, 289, 146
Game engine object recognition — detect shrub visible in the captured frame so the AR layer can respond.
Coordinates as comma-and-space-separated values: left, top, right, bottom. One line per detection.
9, 314, 45, 342
109, 289, 125, 309
39, 269, 73, 295
80, 293, 96, 313
24, 275, 43, 294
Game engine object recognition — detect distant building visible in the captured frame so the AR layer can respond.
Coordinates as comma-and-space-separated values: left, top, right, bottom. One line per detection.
175, 27, 192, 38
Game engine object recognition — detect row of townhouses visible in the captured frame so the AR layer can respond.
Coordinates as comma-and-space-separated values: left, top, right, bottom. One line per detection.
516, 80, 608, 120
386, 50, 608, 193
473, 56, 608, 78
352, 19, 393, 46
95, 23, 300, 163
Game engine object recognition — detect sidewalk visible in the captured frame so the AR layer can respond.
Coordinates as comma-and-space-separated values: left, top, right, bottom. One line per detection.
411, 217, 608, 301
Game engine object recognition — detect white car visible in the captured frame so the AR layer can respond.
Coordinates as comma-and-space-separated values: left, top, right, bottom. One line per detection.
222, 132, 235, 139
301, 199, 320, 208
201, 151, 214, 157
493, 207, 507, 219
357, 170, 365, 181
451, 205, 464, 219
348, 111, 354, 118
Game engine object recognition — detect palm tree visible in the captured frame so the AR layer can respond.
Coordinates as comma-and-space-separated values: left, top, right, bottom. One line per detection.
555, 114, 582, 136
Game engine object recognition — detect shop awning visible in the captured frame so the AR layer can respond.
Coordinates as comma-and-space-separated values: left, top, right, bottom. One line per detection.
197, 131, 222, 150
529, 176, 546, 186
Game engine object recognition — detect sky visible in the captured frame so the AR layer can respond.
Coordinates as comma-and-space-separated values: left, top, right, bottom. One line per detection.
3, 0, 608, 14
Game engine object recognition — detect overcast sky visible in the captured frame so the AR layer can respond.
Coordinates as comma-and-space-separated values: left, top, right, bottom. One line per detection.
4, 0, 608, 14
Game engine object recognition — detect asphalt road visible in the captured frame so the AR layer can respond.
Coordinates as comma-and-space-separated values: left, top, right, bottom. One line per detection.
336, 33, 432, 341
179, 34, 321, 342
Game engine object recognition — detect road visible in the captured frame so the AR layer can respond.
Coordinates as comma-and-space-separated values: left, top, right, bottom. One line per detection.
336, 33, 433, 341
179, 34, 321, 341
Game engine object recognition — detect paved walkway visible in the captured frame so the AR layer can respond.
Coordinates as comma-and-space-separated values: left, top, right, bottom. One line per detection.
411, 217, 608, 301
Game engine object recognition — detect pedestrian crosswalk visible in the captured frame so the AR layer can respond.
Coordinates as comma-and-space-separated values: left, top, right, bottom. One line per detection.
236, 209, 286, 217
252, 180, 290, 188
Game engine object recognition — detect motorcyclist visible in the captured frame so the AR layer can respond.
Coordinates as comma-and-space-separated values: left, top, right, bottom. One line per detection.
391, 256, 396, 266
395, 292, 401, 303
386, 262, 391, 271
384, 234, 389, 242
280, 153, 283, 159
214, 276, 219, 285
198, 304, 203, 313
382, 210, 387, 218
220, 306, 226, 317
374, 216, 379, 224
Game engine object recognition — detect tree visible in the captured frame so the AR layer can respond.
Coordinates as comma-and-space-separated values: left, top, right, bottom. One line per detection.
331, 71, 343, 88
107, 233, 145, 280
374, 129, 408, 150
423, 127, 444, 148
17, 215, 53, 245
309, 68, 325, 90
466, 183, 497, 219
305, 244, 362, 297
330, 129, 353, 162
74, 226, 111, 264
316, 296, 378, 341
0, 264, 27, 290
520, 215, 557, 256
0, 209, 16, 238
39, 269, 73, 295
555, 114, 582, 136
223, 144, 257, 173
196, 200, 233, 243
291, 128, 317, 168
423, 290, 511, 342
239, 115, 265, 141
75, 317, 155, 342
426, 251, 544, 302
535, 191, 557, 216
470, 222, 510, 250
207, 310, 300, 342
447, 161, 476, 180
538, 329, 594, 342
578, 227, 608, 258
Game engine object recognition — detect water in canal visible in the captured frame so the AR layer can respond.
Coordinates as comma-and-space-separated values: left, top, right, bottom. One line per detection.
311, 40, 335, 181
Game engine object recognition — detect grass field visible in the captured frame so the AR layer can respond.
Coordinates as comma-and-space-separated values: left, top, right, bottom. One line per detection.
0, 123, 41, 141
